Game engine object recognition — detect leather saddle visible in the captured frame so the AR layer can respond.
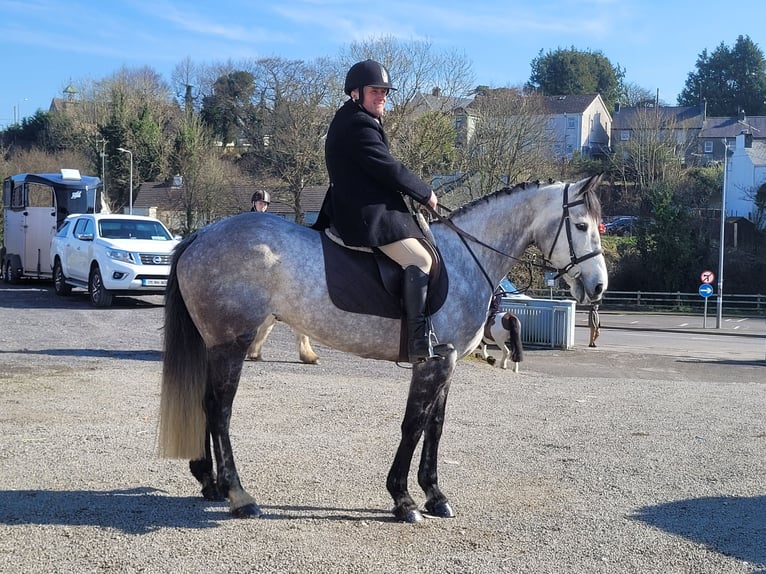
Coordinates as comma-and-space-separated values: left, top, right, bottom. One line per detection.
319, 229, 449, 320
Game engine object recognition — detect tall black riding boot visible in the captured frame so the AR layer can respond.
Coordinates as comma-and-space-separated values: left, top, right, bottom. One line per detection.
402, 265, 431, 363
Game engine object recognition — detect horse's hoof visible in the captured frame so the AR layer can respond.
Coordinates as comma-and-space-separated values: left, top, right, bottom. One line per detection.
201, 485, 225, 501
425, 500, 456, 518
393, 506, 425, 523
232, 503, 262, 519
486, 356, 496, 366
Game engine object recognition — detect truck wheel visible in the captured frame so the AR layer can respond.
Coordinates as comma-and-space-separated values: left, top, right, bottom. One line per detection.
53, 260, 72, 296
89, 266, 113, 307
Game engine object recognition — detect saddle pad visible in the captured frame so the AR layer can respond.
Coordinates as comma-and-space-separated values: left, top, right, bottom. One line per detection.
320, 233, 449, 320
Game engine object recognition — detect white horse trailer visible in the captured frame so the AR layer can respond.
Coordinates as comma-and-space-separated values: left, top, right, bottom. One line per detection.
1, 169, 103, 282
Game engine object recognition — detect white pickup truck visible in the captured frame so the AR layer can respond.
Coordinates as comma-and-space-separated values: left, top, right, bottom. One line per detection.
50, 213, 179, 307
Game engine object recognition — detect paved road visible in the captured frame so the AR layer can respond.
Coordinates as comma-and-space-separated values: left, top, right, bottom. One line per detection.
1, 282, 765, 573
572, 310, 766, 363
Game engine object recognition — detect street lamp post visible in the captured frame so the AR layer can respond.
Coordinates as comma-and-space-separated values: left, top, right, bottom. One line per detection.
116, 147, 133, 215
14, 97, 28, 125
716, 140, 730, 329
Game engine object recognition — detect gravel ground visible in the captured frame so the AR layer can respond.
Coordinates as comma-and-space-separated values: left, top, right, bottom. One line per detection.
0, 284, 765, 573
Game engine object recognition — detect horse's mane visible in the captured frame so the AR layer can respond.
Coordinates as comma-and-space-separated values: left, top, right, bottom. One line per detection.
442, 177, 601, 222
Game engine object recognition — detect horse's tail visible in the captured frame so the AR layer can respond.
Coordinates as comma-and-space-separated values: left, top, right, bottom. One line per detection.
158, 234, 207, 460
507, 312, 524, 363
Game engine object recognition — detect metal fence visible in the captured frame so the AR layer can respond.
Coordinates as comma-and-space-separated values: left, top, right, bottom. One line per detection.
500, 298, 576, 349
527, 289, 766, 316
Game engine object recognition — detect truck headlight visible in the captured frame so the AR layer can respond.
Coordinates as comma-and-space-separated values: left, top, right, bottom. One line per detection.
106, 249, 136, 264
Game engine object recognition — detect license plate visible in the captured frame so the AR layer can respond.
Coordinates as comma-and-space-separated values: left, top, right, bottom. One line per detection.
142, 279, 167, 287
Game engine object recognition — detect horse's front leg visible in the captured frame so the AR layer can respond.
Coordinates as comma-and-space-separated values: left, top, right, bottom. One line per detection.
499, 342, 510, 370
417, 348, 457, 519
207, 342, 262, 518
386, 348, 457, 523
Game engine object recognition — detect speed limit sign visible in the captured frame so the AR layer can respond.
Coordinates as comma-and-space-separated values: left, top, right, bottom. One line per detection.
700, 270, 715, 284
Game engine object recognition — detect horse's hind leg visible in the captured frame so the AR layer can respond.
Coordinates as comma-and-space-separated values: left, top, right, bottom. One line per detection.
207, 341, 261, 518
386, 348, 458, 523
246, 315, 276, 361
296, 333, 320, 364
189, 429, 224, 501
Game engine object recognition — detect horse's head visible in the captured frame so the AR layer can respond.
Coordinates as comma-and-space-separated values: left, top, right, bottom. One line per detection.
534, 174, 608, 304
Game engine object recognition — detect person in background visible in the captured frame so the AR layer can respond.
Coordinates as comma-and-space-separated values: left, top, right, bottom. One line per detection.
588, 303, 601, 347
251, 190, 271, 212
315, 59, 448, 364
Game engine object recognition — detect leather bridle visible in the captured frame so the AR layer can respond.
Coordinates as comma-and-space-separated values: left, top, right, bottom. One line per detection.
544, 183, 603, 281
427, 183, 602, 291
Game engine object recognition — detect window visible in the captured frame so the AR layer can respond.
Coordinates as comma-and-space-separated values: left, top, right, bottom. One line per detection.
703, 140, 713, 154
620, 130, 630, 141
567, 117, 576, 129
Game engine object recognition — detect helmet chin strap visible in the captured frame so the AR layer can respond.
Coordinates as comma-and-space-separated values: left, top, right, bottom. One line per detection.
354, 87, 365, 107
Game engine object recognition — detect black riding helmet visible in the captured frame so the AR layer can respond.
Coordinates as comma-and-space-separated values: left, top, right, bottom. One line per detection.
251, 190, 270, 204
344, 59, 397, 96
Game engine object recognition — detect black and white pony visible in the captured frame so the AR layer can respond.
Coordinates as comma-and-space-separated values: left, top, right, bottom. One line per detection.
476, 311, 523, 372
158, 175, 608, 523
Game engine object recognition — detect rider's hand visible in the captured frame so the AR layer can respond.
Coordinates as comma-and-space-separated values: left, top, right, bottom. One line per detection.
426, 191, 438, 211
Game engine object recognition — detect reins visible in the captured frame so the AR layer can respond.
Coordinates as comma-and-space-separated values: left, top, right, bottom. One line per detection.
425, 182, 602, 292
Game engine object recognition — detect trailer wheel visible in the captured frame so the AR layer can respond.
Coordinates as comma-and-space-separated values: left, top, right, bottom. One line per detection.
5, 260, 19, 284
53, 260, 72, 296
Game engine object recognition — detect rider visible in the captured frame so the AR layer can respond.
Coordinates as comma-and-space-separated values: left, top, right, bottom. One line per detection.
315, 59, 444, 363
251, 190, 271, 212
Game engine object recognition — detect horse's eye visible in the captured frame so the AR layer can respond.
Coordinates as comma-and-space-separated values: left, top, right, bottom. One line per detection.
575, 223, 588, 232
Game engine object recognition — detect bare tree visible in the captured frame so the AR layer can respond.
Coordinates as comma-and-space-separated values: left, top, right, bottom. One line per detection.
451, 87, 555, 201
337, 35, 475, 142
234, 56, 342, 224
170, 112, 233, 234
608, 106, 690, 206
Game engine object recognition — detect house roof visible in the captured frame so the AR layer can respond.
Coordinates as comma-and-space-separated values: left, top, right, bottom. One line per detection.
700, 116, 766, 139
612, 104, 704, 130
134, 180, 327, 216
541, 94, 603, 115
411, 91, 474, 115
744, 140, 766, 167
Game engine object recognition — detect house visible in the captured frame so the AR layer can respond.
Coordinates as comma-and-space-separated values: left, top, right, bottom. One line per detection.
611, 102, 705, 165
540, 94, 612, 159
725, 132, 766, 227
697, 110, 766, 165
132, 176, 327, 232
453, 91, 612, 160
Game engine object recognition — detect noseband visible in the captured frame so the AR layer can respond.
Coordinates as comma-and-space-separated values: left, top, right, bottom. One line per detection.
544, 183, 603, 281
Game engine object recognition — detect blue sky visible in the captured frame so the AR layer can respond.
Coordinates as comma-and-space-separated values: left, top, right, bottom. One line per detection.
1, 0, 764, 129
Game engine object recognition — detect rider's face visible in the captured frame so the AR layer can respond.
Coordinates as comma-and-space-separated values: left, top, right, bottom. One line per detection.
356, 86, 388, 118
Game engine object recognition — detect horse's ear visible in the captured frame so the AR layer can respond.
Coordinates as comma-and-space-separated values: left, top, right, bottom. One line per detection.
579, 173, 603, 196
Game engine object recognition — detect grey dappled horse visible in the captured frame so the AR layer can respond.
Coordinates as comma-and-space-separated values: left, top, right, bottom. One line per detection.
159, 175, 608, 523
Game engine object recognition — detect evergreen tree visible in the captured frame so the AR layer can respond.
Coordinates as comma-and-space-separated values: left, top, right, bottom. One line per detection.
678, 35, 766, 116
527, 47, 624, 112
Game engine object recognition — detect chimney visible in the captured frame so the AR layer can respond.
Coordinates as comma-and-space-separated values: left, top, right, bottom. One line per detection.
738, 109, 746, 122
432, 86, 441, 97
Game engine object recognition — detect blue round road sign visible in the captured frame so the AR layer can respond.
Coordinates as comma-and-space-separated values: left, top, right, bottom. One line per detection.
698, 284, 714, 298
